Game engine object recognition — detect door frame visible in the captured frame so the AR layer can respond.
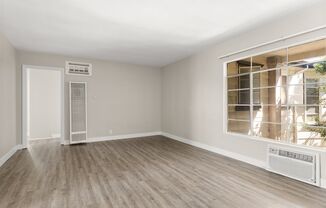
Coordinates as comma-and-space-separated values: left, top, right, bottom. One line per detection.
22, 65, 65, 147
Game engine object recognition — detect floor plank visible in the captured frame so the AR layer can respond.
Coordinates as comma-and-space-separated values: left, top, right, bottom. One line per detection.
0, 136, 325, 208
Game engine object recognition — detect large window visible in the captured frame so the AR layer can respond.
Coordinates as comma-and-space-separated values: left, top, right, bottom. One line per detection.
226, 38, 326, 148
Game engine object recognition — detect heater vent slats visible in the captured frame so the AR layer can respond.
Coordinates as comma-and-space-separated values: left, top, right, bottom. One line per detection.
69, 82, 87, 144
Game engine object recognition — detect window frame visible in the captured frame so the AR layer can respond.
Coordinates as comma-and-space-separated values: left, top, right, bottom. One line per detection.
223, 36, 326, 151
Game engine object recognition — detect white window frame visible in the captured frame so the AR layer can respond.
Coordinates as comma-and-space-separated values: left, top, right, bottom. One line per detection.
223, 35, 326, 152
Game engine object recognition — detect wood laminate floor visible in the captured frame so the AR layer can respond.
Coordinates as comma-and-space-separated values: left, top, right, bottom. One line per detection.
0, 136, 326, 208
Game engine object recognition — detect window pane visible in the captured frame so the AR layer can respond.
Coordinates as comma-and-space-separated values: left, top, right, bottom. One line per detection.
288, 66, 326, 85
288, 66, 305, 85
226, 38, 326, 148
228, 90, 250, 105
227, 75, 250, 90
288, 85, 304, 104
289, 124, 326, 147
253, 87, 286, 105
288, 105, 326, 125
288, 39, 326, 65
227, 58, 252, 76
228, 120, 250, 135
253, 69, 287, 88
252, 49, 287, 71
228, 106, 250, 120
287, 106, 307, 125
306, 87, 319, 105
306, 105, 319, 124
252, 122, 287, 141
305, 66, 326, 81
253, 105, 287, 123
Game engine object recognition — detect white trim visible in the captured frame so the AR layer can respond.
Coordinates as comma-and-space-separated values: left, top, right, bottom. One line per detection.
62, 140, 70, 145
219, 25, 326, 59
22, 65, 65, 146
86, 132, 162, 143
161, 132, 266, 168
321, 178, 326, 189
16, 144, 25, 150
0, 145, 21, 168
51, 133, 61, 138
223, 35, 326, 64
28, 137, 60, 141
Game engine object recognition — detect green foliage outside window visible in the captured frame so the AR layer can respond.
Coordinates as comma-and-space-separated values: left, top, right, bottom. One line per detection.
313, 61, 326, 74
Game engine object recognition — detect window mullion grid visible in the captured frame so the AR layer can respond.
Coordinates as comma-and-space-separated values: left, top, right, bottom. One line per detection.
286, 48, 290, 143
250, 57, 254, 136
304, 66, 307, 125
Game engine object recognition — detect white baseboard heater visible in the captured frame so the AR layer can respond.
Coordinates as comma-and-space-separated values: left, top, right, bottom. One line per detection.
267, 145, 320, 186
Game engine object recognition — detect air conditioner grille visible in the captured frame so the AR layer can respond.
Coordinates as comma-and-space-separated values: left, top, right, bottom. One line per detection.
278, 150, 314, 163
267, 145, 320, 186
66, 61, 92, 76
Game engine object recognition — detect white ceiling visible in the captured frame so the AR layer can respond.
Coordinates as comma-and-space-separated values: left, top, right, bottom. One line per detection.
0, 0, 317, 67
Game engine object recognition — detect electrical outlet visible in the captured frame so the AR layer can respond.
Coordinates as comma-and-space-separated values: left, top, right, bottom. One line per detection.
109, 129, 113, 135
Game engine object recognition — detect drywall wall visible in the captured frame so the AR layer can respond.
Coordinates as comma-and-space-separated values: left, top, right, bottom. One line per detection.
0, 32, 17, 159
28, 68, 61, 139
161, 1, 326, 183
16, 51, 161, 142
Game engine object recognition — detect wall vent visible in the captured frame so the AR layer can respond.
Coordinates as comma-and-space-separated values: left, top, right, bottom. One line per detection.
267, 145, 320, 186
69, 82, 87, 144
66, 61, 92, 76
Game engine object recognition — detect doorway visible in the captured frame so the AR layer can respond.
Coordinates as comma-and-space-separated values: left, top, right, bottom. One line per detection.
22, 65, 65, 147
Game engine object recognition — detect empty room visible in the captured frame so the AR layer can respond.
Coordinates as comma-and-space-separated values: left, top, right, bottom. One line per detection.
1, 0, 326, 207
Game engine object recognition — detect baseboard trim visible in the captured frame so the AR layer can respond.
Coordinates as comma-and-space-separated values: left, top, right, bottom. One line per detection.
0, 145, 21, 168
62, 140, 70, 145
63, 132, 162, 145
29, 137, 57, 141
51, 133, 61, 138
87, 132, 162, 143
16, 144, 25, 150
161, 132, 266, 169
321, 178, 326, 189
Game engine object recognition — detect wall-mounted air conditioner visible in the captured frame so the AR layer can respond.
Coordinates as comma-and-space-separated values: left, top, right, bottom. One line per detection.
267, 145, 320, 186
66, 61, 92, 76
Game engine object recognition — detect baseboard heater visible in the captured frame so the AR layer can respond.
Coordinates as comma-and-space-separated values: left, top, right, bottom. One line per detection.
267, 145, 320, 186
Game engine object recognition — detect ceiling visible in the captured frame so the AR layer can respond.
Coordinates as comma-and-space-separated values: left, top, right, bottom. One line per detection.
0, 0, 318, 67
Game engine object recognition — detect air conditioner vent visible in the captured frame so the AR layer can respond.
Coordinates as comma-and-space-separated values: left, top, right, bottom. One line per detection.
267, 145, 320, 186
66, 61, 92, 76
269, 147, 314, 163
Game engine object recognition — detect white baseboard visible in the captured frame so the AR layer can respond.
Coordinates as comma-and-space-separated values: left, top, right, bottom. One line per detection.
29, 137, 53, 141
29, 135, 61, 141
63, 131, 162, 145
62, 140, 70, 145
0, 145, 21, 168
16, 144, 25, 150
51, 133, 61, 138
87, 132, 162, 143
161, 132, 266, 169
321, 178, 326, 189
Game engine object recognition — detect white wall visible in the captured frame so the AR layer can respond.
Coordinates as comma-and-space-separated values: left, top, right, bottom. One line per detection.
0, 32, 17, 158
162, 1, 326, 183
16, 51, 161, 142
28, 68, 61, 139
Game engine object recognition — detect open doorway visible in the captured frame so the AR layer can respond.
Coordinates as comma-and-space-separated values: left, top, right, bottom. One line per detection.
22, 65, 65, 147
